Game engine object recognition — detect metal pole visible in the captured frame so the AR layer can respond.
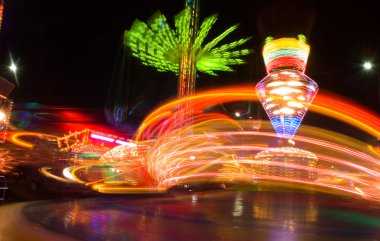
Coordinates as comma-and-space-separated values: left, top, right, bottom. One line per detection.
178, 0, 199, 99
176, 0, 199, 133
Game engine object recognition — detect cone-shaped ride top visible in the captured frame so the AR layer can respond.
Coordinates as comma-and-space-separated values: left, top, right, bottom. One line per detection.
256, 36, 318, 139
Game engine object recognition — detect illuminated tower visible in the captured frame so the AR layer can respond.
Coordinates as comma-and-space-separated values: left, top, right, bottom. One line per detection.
178, 0, 199, 98
256, 36, 318, 139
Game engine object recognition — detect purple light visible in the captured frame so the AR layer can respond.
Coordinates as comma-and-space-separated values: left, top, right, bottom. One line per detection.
90, 134, 114, 143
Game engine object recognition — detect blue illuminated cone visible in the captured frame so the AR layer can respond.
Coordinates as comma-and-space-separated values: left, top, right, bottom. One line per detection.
256, 36, 318, 139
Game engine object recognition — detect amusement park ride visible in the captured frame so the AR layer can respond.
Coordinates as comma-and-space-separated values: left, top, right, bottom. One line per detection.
2, 0, 380, 203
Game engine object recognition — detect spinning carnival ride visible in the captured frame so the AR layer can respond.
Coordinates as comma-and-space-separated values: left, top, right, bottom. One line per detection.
4, 2, 378, 201
33, 36, 380, 202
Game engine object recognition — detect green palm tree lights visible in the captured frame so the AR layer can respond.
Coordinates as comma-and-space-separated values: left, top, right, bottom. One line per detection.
124, 7, 251, 97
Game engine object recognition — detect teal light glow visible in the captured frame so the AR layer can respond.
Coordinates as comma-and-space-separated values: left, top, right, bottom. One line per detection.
124, 9, 251, 76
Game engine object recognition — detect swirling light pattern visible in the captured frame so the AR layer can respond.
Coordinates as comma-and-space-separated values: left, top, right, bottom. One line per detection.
8, 132, 58, 149
0, 0, 3, 31
135, 86, 379, 141
105, 86, 378, 201
33, 86, 380, 201
257, 36, 318, 139
0, 149, 15, 174
76, 115, 380, 200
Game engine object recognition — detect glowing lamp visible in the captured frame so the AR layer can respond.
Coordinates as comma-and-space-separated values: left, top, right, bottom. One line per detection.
363, 62, 373, 70
9, 63, 17, 73
256, 36, 318, 139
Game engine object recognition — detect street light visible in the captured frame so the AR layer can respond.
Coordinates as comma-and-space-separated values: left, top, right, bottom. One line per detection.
8, 61, 18, 86
9, 62, 17, 73
363, 61, 373, 70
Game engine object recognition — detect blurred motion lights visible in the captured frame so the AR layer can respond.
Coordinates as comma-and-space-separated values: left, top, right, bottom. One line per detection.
256, 37, 318, 139
57, 129, 135, 153
0, 0, 3, 31
0, 95, 13, 143
0, 111, 5, 121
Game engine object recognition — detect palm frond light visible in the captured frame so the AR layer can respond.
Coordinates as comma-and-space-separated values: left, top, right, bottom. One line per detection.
124, 9, 251, 76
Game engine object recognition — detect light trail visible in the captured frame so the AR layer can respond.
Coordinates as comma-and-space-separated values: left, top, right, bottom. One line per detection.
8, 132, 58, 149
136, 86, 380, 140
31, 85, 380, 200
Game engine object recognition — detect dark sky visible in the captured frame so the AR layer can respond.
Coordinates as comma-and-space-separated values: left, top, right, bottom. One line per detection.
0, 0, 379, 114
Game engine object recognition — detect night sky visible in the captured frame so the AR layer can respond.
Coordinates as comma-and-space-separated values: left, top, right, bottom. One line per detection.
0, 0, 379, 114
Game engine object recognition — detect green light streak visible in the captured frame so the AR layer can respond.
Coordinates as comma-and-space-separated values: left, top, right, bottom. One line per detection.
124, 9, 252, 76
298, 34, 307, 43
265, 36, 274, 44
175, 9, 192, 48
322, 209, 380, 228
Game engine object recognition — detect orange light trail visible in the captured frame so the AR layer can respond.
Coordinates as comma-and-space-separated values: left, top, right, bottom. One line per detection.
34, 85, 380, 200
8, 132, 59, 149
136, 85, 380, 140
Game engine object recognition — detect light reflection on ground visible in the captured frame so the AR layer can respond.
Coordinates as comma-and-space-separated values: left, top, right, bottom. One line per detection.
1, 86, 380, 240
0, 191, 379, 241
